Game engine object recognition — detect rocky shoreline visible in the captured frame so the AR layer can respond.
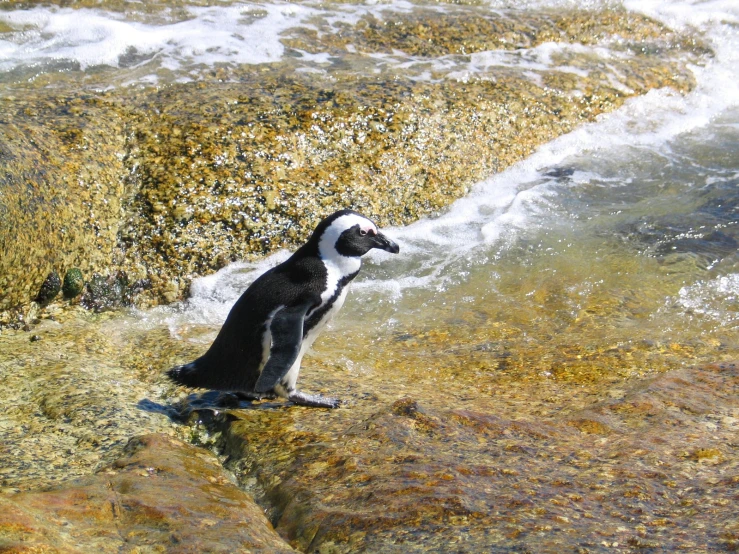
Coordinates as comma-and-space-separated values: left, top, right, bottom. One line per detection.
1, 5, 703, 326
2, 4, 735, 553
1, 313, 737, 551
0, 433, 298, 553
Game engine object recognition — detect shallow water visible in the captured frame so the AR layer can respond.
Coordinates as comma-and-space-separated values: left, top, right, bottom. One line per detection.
173, 104, 739, 389
149, 85, 739, 552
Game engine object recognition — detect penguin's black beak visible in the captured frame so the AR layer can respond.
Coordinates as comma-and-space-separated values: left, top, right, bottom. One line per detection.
373, 231, 400, 254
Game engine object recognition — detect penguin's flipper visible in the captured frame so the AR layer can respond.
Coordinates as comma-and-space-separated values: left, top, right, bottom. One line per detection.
254, 301, 313, 393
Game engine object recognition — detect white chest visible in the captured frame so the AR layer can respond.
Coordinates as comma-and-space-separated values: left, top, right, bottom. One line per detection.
321, 257, 360, 305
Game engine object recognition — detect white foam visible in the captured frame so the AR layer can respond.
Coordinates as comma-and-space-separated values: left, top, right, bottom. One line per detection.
135, 250, 292, 333
0, 4, 319, 74
347, 0, 738, 298
445, 42, 617, 84
386, 0, 739, 246
674, 274, 739, 323
3, 0, 726, 87
0, 1, 443, 80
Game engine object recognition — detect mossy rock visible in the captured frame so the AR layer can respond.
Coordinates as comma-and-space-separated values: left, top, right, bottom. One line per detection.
0, 4, 707, 321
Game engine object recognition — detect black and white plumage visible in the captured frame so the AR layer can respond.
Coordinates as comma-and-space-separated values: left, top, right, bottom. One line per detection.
167, 209, 400, 408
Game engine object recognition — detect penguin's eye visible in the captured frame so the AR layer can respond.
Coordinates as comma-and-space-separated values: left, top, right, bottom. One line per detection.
359, 229, 368, 236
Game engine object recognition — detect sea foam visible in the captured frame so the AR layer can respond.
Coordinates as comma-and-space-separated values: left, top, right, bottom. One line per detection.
0, 4, 318, 74
3, 0, 721, 87
380, 0, 739, 249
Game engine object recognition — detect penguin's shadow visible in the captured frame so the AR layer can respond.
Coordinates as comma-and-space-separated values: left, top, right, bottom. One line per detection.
138, 390, 286, 424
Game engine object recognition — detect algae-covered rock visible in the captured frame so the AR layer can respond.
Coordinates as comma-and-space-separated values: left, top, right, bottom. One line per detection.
0, 434, 297, 553
0, 94, 128, 316
34, 271, 61, 306
201, 362, 739, 552
79, 271, 151, 312
62, 267, 84, 299
0, 311, 201, 491
81, 272, 128, 312
0, 3, 708, 320
118, 51, 697, 298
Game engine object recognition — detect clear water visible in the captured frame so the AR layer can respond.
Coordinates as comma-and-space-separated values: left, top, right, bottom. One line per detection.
40, 0, 728, 375
0, 0, 736, 402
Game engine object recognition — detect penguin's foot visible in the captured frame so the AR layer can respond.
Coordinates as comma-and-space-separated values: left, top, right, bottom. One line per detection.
288, 391, 342, 409
233, 391, 277, 401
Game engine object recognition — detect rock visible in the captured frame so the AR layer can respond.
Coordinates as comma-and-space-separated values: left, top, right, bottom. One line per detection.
80, 271, 133, 312
0, 94, 127, 318
62, 267, 84, 299
201, 362, 739, 552
0, 434, 296, 553
0, 5, 707, 321
34, 271, 61, 305
0, 313, 202, 491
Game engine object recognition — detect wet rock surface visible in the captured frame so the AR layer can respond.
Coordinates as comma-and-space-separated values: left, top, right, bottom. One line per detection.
0, 298, 736, 552
0, 2, 704, 322
200, 361, 739, 552
80, 271, 151, 312
0, 314, 192, 491
0, 94, 129, 319
34, 271, 62, 306
0, 433, 296, 553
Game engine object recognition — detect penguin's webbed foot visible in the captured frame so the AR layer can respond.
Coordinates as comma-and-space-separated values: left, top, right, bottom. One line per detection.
288, 391, 342, 409
234, 390, 277, 401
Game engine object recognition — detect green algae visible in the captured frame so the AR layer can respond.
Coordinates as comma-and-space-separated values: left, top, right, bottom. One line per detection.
62, 268, 85, 299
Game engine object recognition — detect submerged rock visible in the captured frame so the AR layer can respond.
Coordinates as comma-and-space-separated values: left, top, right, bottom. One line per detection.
0, 434, 296, 553
194, 361, 739, 552
1, 268, 737, 551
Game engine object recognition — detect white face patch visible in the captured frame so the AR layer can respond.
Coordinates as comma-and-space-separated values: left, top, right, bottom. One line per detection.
317, 213, 377, 266
316, 213, 374, 310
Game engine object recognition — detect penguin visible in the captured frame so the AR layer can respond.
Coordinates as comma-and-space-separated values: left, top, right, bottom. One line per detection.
167, 209, 400, 408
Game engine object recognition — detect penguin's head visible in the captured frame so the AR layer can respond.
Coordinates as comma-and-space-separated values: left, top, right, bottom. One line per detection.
315, 209, 400, 259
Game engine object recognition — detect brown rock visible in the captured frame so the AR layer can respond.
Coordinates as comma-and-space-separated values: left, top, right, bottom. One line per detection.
0, 434, 296, 553
204, 362, 739, 552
